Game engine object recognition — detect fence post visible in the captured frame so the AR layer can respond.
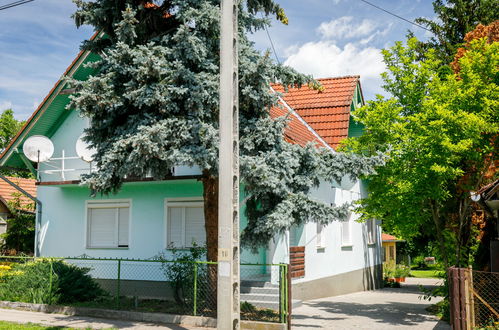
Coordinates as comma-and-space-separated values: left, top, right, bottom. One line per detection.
193, 262, 198, 316
287, 263, 292, 330
468, 265, 475, 328
116, 259, 121, 308
464, 267, 471, 330
49, 259, 53, 303
279, 265, 284, 323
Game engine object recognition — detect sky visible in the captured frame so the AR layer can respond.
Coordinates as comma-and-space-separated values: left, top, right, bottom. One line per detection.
0, 0, 435, 120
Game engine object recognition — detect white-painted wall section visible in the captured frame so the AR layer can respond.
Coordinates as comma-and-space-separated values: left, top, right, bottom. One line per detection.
269, 179, 381, 284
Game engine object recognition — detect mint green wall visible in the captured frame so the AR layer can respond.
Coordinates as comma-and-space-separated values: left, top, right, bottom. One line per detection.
347, 85, 365, 139
38, 179, 264, 265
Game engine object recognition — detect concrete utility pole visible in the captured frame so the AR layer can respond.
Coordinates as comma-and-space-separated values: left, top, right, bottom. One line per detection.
218, 0, 240, 329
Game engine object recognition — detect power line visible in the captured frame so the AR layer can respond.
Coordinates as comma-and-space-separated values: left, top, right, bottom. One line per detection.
0, 0, 34, 11
358, 0, 432, 32
261, 14, 281, 64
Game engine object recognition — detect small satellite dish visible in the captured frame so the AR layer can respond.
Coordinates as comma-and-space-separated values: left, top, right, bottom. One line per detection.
470, 191, 481, 202
23, 135, 54, 162
76, 134, 96, 162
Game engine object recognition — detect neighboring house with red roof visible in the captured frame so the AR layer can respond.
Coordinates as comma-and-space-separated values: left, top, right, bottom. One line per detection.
0, 35, 381, 302
0, 176, 36, 237
381, 233, 404, 265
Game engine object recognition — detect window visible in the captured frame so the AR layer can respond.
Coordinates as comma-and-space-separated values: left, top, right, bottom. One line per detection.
367, 219, 377, 245
166, 200, 205, 248
341, 213, 352, 246
316, 222, 325, 248
87, 201, 130, 248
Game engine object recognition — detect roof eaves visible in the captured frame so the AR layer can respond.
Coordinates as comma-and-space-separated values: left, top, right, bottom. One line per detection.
0, 31, 102, 168
271, 87, 333, 152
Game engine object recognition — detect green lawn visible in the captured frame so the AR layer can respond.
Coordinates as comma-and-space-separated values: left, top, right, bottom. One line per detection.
410, 269, 445, 278
0, 321, 115, 330
0, 321, 71, 330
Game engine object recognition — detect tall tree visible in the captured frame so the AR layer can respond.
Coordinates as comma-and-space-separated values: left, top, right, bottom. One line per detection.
69, 0, 382, 262
0, 109, 23, 151
413, 0, 498, 63
343, 35, 498, 267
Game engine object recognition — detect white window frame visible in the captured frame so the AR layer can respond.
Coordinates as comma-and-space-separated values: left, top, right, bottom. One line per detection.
85, 199, 131, 249
341, 213, 352, 247
164, 197, 205, 248
367, 218, 377, 245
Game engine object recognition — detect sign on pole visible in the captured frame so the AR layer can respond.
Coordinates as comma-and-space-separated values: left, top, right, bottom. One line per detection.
218, 0, 240, 329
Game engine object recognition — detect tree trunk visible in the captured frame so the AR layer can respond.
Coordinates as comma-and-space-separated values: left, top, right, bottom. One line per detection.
202, 171, 218, 310
203, 171, 218, 262
430, 199, 449, 267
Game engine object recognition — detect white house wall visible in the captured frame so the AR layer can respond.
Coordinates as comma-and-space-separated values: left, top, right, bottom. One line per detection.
271, 179, 381, 284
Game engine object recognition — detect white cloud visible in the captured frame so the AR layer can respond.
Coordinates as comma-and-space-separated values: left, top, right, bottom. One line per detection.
317, 16, 377, 40
0, 101, 13, 111
284, 41, 386, 98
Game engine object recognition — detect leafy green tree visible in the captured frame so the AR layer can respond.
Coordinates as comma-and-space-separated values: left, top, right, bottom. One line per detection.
413, 0, 498, 63
0, 109, 23, 150
68, 0, 382, 262
343, 37, 498, 267
1, 193, 35, 254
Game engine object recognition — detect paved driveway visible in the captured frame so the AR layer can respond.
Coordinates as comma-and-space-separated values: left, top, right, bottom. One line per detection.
292, 278, 451, 329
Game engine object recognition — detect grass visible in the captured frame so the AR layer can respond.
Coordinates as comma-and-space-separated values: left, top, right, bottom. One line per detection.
410, 263, 445, 278
410, 269, 445, 278
0, 321, 116, 330
71, 297, 280, 323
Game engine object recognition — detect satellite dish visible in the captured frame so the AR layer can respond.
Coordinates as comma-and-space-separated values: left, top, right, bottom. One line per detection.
470, 191, 481, 202
76, 134, 96, 162
23, 135, 54, 162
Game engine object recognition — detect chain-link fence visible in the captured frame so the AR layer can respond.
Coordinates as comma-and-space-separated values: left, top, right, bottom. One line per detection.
0, 256, 289, 324
448, 267, 499, 330
471, 269, 499, 327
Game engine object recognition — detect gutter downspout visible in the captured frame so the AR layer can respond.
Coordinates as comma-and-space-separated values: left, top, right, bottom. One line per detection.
0, 174, 41, 257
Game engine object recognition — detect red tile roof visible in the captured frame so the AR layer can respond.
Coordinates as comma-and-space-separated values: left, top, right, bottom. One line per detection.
272, 76, 360, 149
0, 177, 36, 210
382, 233, 403, 242
270, 103, 327, 148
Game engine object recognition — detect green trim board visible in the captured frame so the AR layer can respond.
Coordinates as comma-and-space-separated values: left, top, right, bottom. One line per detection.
0, 42, 102, 170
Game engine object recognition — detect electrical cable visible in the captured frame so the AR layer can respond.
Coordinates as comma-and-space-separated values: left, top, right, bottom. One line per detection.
358, 0, 432, 32
0, 0, 34, 11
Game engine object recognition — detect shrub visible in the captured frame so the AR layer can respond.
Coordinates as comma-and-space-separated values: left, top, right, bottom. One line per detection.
156, 244, 207, 306
52, 261, 105, 303
0, 259, 104, 305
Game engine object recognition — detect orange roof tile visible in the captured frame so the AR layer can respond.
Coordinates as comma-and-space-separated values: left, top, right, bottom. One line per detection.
0, 177, 36, 210
270, 104, 326, 148
272, 76, 360, 149
382, 233, 403, 242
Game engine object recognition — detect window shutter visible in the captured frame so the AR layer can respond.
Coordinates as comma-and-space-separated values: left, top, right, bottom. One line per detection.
118, 207, 129, 247
185, 206, 205, 247
88, 208, 116, 247
168, 207, 184, 247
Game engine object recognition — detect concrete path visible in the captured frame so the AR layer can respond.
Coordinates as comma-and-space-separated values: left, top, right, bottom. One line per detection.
292, 278, 451, 329
0, 308, 210, 329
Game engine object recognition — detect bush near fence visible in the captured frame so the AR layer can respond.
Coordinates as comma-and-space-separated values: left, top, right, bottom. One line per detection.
0, 256, 289, 324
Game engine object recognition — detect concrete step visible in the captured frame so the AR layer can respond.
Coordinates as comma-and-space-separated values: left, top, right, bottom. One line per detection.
240, 286, 279, 294
240, 280, 278, 288
240, 299, 302, 310
241, 293, 279, 302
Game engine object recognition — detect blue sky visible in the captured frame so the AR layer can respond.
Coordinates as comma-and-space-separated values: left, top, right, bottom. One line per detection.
0, 0, 435, 120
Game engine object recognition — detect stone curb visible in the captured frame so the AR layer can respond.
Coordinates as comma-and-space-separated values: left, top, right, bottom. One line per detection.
0, 301, 286, 329
0, 301, 216, 328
